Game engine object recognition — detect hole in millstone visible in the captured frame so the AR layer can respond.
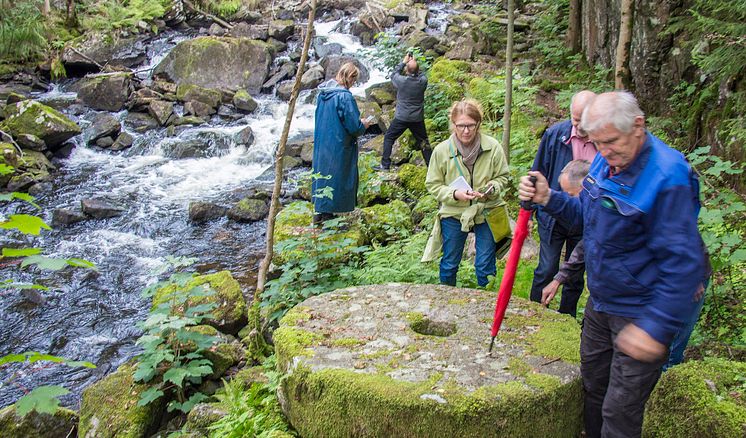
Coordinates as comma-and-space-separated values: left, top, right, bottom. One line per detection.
409, 316, 457, 337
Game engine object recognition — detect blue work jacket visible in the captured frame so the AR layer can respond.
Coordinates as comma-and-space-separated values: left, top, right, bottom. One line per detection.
312, 80, 366, 213
531, 120, 580, 239
543, 132, 706, 345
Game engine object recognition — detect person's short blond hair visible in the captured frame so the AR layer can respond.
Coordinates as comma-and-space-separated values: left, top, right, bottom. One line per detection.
449, 99, 483, 130
335, 62, 360, 89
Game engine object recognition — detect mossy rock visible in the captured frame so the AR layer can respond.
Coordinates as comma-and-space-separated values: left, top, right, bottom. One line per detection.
78, 362, 165, 438
232, 365, 269, 389
642, 358, 746, 437
360, 199, 413, 244
412, 194, 438, 227
152, 271, 248, 335
397, 163, 428, 198
273, 201, 365, 264
72, 72, 133, 112
184, 402, 227, 435
275, 285, 582, 437
204, 341, 245, 379
0, 405, 77, 438
176, 83, 222, 108
0, 100, 80, 148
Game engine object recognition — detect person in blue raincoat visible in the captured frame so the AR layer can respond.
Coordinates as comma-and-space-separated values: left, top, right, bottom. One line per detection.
312, 62, 373, 225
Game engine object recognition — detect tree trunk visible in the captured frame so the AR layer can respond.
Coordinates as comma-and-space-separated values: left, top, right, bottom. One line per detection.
502, 0, 515, 161
42, 0, 50, 16
566, 0, 581, 53
615, 0, 634, 89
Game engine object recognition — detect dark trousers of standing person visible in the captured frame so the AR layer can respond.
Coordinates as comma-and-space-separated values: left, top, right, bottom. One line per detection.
530, 222, 584, 317
581, 302, 666, 437
381, 118, 432, 169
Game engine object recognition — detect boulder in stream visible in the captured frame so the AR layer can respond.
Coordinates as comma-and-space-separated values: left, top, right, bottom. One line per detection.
71, 72, 133, 112
78, 362, 165, 438
153, 37, 273, 95
275, 284, 583, 438
85, 113, 121, 145
0, 405, 78, 438
232, 89, 258, 113
0, 100, 80, 149
81, 198, 126, 219
227, 197, 270, 222
188, 201, 228, 223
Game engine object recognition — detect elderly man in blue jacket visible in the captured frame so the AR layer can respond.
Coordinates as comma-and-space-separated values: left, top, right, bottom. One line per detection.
518, 91, 707, 438
529, 90, 596, 317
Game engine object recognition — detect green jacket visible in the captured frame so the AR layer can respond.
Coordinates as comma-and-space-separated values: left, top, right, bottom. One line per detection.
425, 133, 510, 220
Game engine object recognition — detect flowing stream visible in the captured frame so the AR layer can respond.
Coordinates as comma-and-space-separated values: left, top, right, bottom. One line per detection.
0, 4, 454, 408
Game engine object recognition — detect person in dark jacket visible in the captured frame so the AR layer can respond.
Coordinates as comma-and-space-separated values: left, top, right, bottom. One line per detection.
375, 53, 431, 171
529, 90, 596, 316
312, 62, 372, 225
518, 91, 708, 438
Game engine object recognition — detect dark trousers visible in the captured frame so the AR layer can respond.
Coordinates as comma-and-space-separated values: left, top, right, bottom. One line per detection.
581, 303, 666, 438
529, 223, 584, 317
382, 118, 431, 168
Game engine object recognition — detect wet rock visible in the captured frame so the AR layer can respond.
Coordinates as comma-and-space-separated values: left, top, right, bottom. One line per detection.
188, 201, 228, 223
79, 362, 165, 438
262, 62, 297, 92
152, 271, 247, 335
124, 112, 158, 133
230, 23, 269, 40
232, 89, 258, 113
148, 100, 174, 126
403, 30, 440, 52
0, 405, 78, 438
53, 207, 87, 226
184, 100, 216, 118
153, 36, 273, 95
6, 92, 28, 105
208, 23, 226, 36
72, 72, 133, 112
227, 197, 269, 222
62, 31, 145, 71
235, 126, 254, 146
53, 142, 76, 159
81, 198, 126, 219
276, 81, 294, 101
16, 133, 46, 151
313, 37, 343, 59
266, 37, 288, 54
365, 82, 396, 106
300, 141, 314, 164
282, 155, 303, 170
110, 132, 134, 151
86, 113, 121, 144
268, 20, 295, 42
95, 137, 114, 148
286, 135, 313, 158
320, 55, 370, 83
275, 285, 583, 438
176, 84, 222, 109
170, 115, 206, 127
301, 65, 325, 90
0, 100, 80, 148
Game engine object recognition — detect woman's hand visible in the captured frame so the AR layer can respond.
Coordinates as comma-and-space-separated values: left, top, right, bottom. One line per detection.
453, 189, 484, 201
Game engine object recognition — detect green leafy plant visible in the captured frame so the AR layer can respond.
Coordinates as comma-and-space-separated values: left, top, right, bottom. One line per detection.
78, 0, 169, 31
207, 356, 293, 437
360, 32, 432, 74
0, 0, 47, 63
134, 257, 218, 413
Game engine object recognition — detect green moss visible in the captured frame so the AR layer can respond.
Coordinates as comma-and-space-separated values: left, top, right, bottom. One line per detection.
152, 271, 247, 334
0, 100, 81, 145
279, 306, 311, 327
499, 303, 581, 364
232, 365, 269, 390
79, 362, 165, 438
643, 358, 746, 437
397, 163, 428, 198
204, 341, 244, 379
281, 367, 583, 437
508, 357, 532, 377
330, 337, 366, 348
273, 326, 323, 371
524, 373, 562, 391
447, 297, 470, 306
0, 405, 77, 437
359, 348, 396, 361
175, 83, 222, 107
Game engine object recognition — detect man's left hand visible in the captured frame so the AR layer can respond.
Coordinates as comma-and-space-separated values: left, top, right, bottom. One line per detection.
616, 324, 667, 363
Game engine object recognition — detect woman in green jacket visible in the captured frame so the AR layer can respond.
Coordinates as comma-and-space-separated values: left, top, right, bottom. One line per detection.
424, 99, 510, 287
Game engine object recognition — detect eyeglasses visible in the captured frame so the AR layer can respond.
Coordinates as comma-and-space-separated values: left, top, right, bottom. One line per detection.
455, 123, 478, 132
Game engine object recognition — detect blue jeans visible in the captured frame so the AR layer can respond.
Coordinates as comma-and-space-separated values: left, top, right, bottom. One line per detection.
664, 281, 707, 370
530, 222, 584, 317
439, 217, 496, 287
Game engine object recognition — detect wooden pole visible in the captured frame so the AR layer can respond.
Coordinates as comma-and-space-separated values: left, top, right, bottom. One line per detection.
502, 0, 515, 162
255, 0, 316, 300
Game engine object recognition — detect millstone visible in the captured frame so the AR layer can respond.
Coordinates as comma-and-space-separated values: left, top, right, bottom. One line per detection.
275, 284, 583, 438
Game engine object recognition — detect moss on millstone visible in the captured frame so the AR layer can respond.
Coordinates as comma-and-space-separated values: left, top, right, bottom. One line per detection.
78, 362, 165, 438
273, 201, 364, 265
397, 163, 428, 198
642, 358, 746, 437
0, 100, 80, 148
152, 271, 247, 335
359, 200, 413, 244
281, 366, 582, 438
0, 405, 77, 438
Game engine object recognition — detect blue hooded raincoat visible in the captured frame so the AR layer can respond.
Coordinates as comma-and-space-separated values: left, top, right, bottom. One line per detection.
312, 79, 366, 213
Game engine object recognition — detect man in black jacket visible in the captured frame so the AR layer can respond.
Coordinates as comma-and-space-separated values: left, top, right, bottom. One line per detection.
375, 53, 431, 171
528, 90, 596, 317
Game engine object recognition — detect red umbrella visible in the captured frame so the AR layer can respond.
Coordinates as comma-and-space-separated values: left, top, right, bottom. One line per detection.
489, 177, 536, 353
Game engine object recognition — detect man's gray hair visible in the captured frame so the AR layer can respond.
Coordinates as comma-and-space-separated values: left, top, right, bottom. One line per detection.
560, 159, 591, 187
581, 91, 644, 135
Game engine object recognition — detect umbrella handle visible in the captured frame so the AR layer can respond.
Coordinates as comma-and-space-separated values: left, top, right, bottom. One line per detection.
519, 175, 538, 210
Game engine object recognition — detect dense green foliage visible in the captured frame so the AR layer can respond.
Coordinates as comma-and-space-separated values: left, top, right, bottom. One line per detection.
78, 0, 169, 31
0, 0, 47, 63
135, 258, 218, 414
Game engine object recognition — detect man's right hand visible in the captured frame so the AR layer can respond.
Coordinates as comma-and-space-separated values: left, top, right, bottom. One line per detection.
542, 279, 561, 306
518, 171, 550, 206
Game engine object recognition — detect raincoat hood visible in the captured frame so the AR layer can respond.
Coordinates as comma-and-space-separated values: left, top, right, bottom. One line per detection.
318, 79, 350, 102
